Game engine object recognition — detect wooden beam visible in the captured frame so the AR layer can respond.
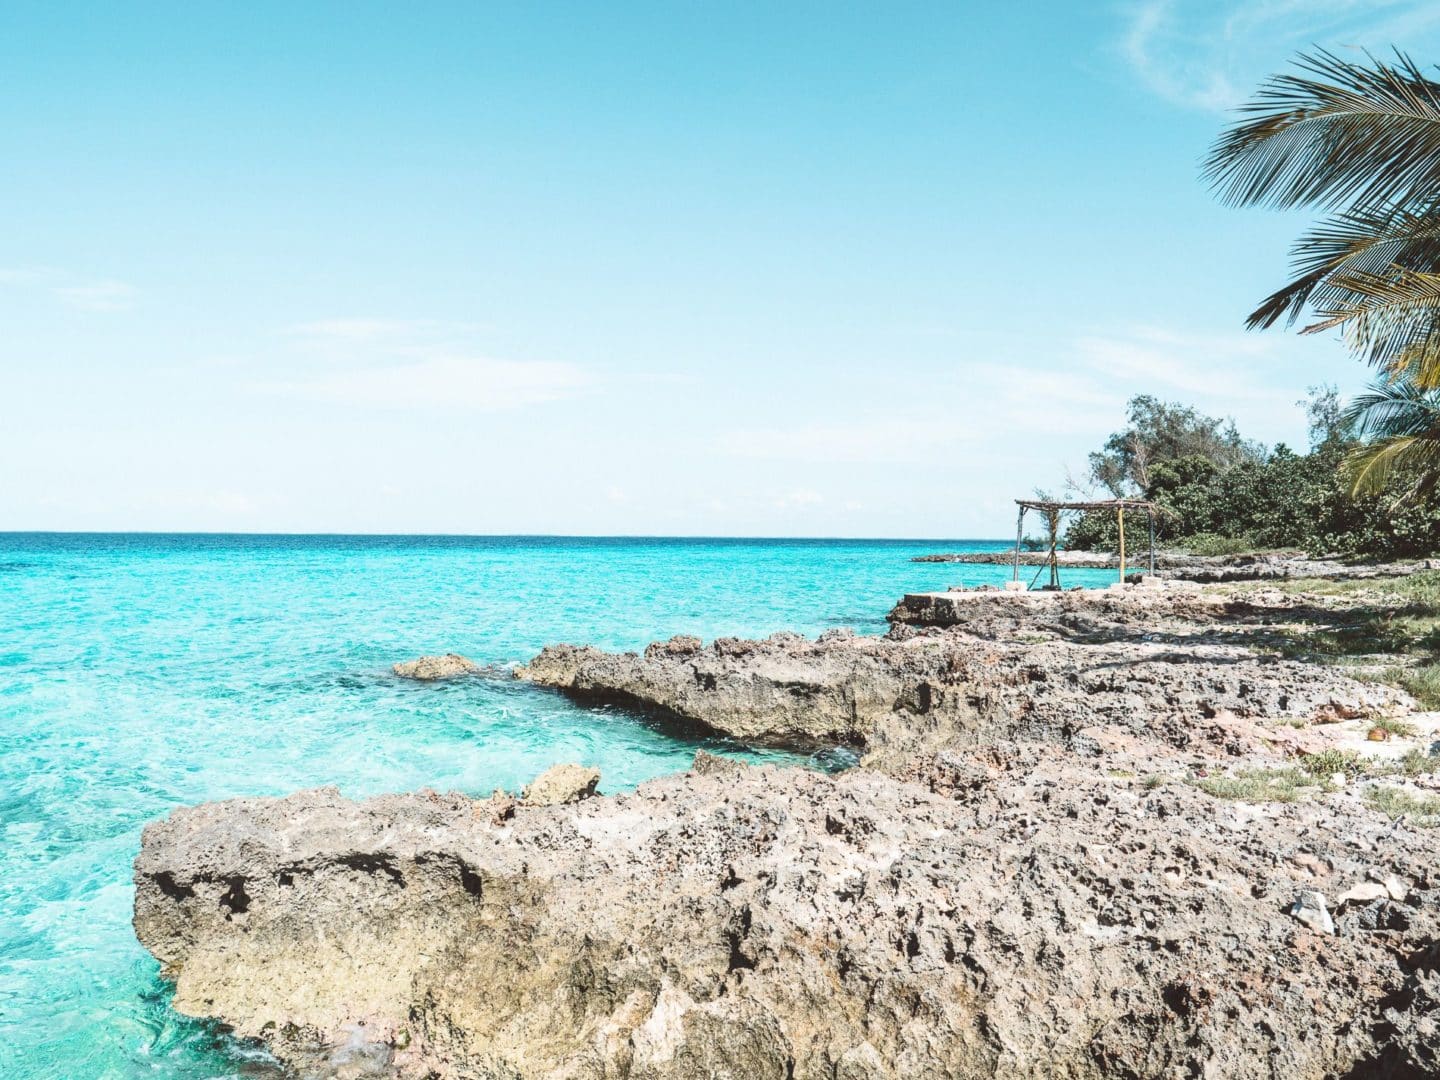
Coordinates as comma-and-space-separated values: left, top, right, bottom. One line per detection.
1117, 507, 1126, 583
1013, 506, 1025, 582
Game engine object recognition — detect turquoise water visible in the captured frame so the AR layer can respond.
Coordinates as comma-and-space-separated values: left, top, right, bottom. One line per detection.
0, 534, 1124, 1078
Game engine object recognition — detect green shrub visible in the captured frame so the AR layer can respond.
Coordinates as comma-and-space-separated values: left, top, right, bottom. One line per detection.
1063, 395, 1440, 560
1364, 785, 1440, 827
1192, 768, 1317, 802
1179, 532, 1259, 556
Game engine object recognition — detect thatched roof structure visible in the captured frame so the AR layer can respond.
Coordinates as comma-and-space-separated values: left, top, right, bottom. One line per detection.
1011, 498, 1163, 589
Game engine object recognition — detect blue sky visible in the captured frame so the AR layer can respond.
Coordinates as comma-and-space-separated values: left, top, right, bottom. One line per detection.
5, 1, 1440, 537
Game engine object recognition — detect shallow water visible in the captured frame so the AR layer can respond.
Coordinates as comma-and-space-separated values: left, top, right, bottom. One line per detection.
0, 533, 1124, 1078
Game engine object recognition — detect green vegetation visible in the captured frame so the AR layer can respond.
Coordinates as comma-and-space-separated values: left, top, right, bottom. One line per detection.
1395, 662, 1440, 710
1299, 749, 1366, 781
1064, 393, 1440, 559
1068, 53, 1440, 554
1231, 571, 1440, 705
1191, 767, 1319, 803
1193, 754, 1440, 809
1364, 785, 1440, 827
1368, 715, 1418, 739
1397, 748, 1440, 778
1206, 50, 1440, 501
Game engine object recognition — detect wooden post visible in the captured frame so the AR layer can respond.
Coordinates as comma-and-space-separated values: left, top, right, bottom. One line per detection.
1117, 507, 1126, 584
1148, 510, 1156, 576
1013, 506, 1025, 582
1047, 509, 1060, 589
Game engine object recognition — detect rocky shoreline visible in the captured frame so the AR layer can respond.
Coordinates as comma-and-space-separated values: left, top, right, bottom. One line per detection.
916, 548, 1439, 583
133, 576, 1440, 1078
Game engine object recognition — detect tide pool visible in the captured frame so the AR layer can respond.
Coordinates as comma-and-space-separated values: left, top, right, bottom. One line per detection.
0, 534, 1124, 1078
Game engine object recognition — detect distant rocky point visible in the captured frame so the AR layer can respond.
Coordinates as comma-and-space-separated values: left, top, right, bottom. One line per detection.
392, 653, 482, 680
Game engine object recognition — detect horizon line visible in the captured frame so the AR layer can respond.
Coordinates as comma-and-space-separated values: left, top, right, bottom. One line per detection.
0, 529, 1011, 544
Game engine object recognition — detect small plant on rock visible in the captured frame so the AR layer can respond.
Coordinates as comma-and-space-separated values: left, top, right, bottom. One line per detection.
1364, 785, 1440, 828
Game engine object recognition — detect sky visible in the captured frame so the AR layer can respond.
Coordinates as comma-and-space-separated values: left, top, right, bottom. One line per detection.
5, 1, 1440, 538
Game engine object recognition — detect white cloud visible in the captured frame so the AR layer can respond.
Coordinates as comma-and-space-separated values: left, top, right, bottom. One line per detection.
54, 280, 137, 313
1119, 0, 1440, 112
259, 316, 594, 412
0, 267, 137, 312
774, 488, 823, 509
716, 324, 1326, 467
718, 421, 973, 464
262, 354, 591, 411
289, 318, 480, 345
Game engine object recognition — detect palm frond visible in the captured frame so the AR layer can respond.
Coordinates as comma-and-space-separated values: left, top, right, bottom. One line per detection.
1343, 433, 1440, 495
1248, 204, 1440, 329
1206, 49, 1440, 213
1341, 371, 1440, 496
1305, 269, 1440, 385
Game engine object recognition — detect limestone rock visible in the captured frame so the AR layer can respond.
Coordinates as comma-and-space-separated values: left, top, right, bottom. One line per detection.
691, 750, 747, 777
392, 653, 481, 680
1290, 890, 1336, 934
519, 615, 1408, 772
521, 763, 599, 806
1338, 881, 1391, 907
133, 755, 1440, 1079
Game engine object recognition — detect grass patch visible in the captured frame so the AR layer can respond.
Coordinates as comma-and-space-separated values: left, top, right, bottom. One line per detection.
1259, 570, 1440, 604
1240, 572, 1440, 706
1192, 767, 1319, 803
1397, 662, 1440, 710
1364, 785, 1440, 827
1397, 748, 1440, 777
1367, 715, 1418, 739
1300, 749, 1367, 780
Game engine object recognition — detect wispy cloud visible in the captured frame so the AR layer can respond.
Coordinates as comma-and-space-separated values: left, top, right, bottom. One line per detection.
1119, 0, 1440, 112
717, 324, 1321, 466
54, 280, 137, 313
0, 266, 138, 312
263, 354, 590, 411
289, 318, 484, 345
260, 317, 592, 411
718, 421, 973, 465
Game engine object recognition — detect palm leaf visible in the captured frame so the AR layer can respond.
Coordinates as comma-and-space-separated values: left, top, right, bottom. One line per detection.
1305, 269, 1440, 386
1206, 49, 1440, 213
1248, 204, 1440, 329
1341, 372, 1440, 495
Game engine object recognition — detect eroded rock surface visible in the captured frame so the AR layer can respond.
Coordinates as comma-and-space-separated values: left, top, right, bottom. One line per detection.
137, 582, 1440, 1078
392, 653, 482, 680
519, 616, 1408, 773
522, 763, 600, 806
134, 751, 1439, 1079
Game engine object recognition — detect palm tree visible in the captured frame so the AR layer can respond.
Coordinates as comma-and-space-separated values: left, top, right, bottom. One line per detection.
1206, 49, 1440, 494
1204, 49, 1440, 386
1341, 367, 1440, 497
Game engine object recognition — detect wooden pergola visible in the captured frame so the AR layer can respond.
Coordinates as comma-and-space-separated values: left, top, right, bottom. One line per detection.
1013, 498, 1162, 589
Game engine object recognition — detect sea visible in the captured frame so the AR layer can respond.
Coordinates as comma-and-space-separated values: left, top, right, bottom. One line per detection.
0, 533, 1125, 1078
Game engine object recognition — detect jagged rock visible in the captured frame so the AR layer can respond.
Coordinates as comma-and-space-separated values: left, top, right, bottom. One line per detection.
1290, 890, 1336, 934
392, 653, 482, 680
1338, 881, 1392, 907
645, 635, 703, 660
479, 789, 517, 825
518, 619, 1409, 772
691, 750, 746, 777
521, 763, 599, 806
135, 579, 1440, 1077
133, 754, 1440, 1079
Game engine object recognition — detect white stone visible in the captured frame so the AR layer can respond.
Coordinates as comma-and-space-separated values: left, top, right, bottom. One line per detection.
1289, 890, 1335, 934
